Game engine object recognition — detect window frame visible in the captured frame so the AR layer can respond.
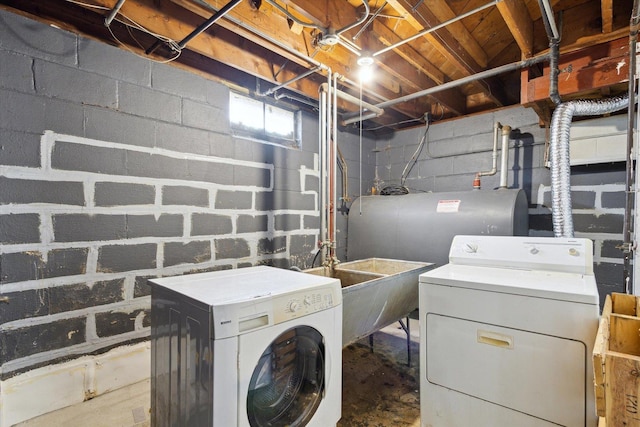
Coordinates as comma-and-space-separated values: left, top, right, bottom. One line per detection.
229, 92, 302, 149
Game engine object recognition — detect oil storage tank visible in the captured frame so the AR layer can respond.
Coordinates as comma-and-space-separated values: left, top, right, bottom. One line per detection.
347, 189, 528, 266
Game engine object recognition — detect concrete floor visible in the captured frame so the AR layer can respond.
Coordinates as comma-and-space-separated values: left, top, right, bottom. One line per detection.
16, 320, 420, 427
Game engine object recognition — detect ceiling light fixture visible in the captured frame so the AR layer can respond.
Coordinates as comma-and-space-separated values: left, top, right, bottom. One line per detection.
357, 53, 375, 83
356, 55, 374, 67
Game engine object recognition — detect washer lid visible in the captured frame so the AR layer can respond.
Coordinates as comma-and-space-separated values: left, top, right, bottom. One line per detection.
149, 266, 341, 306
420, 263, 598, 304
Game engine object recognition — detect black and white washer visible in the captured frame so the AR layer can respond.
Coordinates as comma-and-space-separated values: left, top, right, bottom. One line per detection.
150, 266, 342, 426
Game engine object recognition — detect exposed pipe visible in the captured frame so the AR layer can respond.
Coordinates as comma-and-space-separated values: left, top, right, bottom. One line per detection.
146, 0, 244, 55
624, 0, 640, 293
353, 1, 387, 41
375, 54, 549, 110
337, 75, 390, 103
499, 125, 511, 189
104, 0, 126, 27
331, 71, 339, 265
320, 83, 384, 124
337, 146, 349, 204
319, 79, 328, 266
215, 6, 394, 107
550, 95, 630, 238
257, 66, 321, 96
474, 122, 502, 189
337, 37, 364, 57
264, 0, 323, 31
537, 0, 562, 105
342, 111, 380, 125
335, 0, 370, 36
274, 92, 318, 108
540, 0, 560, 39
373, 0, 499, 58
548, 38, 562, 105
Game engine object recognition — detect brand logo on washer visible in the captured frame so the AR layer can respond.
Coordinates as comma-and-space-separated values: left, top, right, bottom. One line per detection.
220, 320, 232, 325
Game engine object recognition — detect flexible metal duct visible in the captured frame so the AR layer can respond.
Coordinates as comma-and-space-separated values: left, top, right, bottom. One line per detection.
549, 95, 630, 238
347, 189, 528, 266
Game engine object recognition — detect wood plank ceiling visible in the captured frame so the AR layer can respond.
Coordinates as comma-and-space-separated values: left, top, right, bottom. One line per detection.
1, 0, 635, 133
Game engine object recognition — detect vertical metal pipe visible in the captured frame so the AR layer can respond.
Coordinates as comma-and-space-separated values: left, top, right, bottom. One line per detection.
326, 73, 332, 266
476, 122, 501, 179
319, 82, 328, 266
332, 72, 339, 264
499, 125, 511, 188
624, 0, 640, 293
537, 0, 561, 104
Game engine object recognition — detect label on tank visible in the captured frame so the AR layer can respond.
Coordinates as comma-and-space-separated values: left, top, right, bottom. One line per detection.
436, 199, 461, 213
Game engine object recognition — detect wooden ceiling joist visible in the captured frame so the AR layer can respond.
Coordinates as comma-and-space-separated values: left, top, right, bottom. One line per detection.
383, 0, 509, 108
2, 0, 634, 131
497, 0, 534, 58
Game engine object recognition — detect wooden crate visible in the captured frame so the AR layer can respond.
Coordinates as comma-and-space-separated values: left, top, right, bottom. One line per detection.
593, 293, 640, 426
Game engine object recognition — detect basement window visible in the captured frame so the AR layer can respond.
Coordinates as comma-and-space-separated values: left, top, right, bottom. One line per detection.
229, 92, 301, 148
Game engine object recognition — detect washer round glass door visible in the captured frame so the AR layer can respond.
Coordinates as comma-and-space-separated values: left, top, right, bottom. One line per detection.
246, 326, 325, 427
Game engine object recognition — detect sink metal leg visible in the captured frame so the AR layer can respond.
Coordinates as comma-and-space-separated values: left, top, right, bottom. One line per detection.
398, 316, 410, 367
368, 334, 374, 353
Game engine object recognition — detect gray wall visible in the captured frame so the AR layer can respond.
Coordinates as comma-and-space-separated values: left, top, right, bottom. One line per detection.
376, 107, 627, 307
0, 9, 375, 379
0, 6, 624, 381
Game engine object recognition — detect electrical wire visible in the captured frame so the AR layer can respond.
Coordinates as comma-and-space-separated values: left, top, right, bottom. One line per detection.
107, 25, 181, 63
311, 249, 321, 268
361, 115, 423, 131
380, 185, 409, 195
378, 116, 430, 196
400, 119, 429, 185
63, 0, 182, 63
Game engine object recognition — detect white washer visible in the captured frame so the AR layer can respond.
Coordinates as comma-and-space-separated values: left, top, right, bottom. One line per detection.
150, 266, 342, 426
419, 235, 599, 427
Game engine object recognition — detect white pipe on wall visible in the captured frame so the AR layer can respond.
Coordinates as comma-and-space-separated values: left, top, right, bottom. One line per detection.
499, 125, 511, 189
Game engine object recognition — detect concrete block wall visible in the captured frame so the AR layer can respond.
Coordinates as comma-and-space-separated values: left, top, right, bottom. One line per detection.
378, 107, 626, 306
0, 9, 373, 415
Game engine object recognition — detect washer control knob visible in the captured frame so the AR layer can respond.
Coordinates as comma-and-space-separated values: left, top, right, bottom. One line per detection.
303, 296, 312, 306
529, 247, 539, 255
289, 301, 301, 312
569, 248, 579, 256
464, 243, 478, 253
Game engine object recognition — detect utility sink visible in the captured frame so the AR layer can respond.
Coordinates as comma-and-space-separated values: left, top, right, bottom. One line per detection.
305, 258, 434, 346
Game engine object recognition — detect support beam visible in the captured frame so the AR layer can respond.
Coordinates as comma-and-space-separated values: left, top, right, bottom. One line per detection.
384, 0, 483, 74
384, 0, 508, 108
265, 0, 468, 114
428, 0, 489, 67
497, 0, 534, 58
522, 37, 630, 105
602, 0, 614, 33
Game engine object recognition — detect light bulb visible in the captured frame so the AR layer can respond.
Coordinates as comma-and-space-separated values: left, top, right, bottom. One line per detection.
358, 65, 374, 83
357, 55, 374, 67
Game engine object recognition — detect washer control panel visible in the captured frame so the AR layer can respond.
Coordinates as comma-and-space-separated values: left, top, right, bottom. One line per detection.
273, 286, 340, 324
449, 235, 594, 274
